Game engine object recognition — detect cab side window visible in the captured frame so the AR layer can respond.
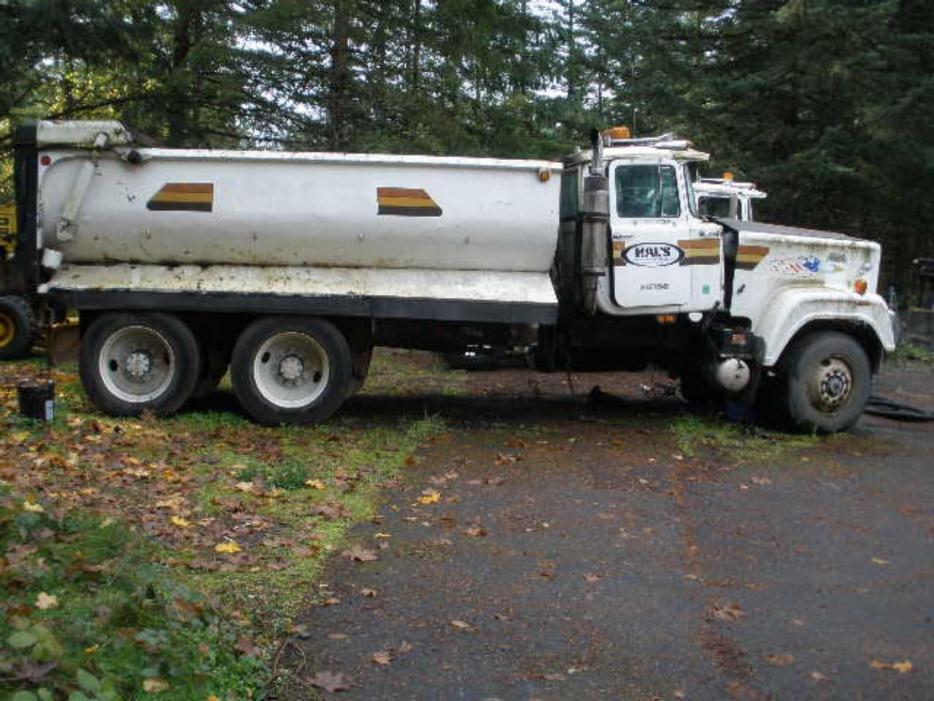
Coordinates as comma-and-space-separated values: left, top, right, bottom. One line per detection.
615, 164, 681, 218
698, 196, 732, 218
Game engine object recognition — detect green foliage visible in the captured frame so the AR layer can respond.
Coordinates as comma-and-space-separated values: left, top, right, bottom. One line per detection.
0, 500, 264, 700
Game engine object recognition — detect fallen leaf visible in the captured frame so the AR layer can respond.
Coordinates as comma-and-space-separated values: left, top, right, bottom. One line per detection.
543, 672, 566, 681
309, 670, 352, 693
465, 526, 487, 537
870, 659, 912, 673
371, 650, 393, 665
417, 489, 441, 505
584, 572, 602, 583
712, 602, 745, 622
305, 479, 326, 490
214, 541, 242, 554
170, 515, 193, 528
451, 619, 473, 630
22, 500, 44, 513
374, 532, 392, 539
143, 678, 170, 693
871, 558, 890, 566
312, 503, 350, 520
235, 481, 255, 493
398, 641, 413, 654
235, 636, 259, 657
764, 653, 795, 667
360, 588, 378, 598
810, 671, 827, 682
35, 592, 59, 610
342, 545, 378, 562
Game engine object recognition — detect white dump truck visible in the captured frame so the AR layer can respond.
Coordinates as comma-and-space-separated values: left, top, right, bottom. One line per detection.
2, 120, 896, 431
694, 174, 766, 221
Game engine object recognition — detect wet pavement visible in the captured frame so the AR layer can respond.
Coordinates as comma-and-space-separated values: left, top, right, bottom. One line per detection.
281, 361, 934, 700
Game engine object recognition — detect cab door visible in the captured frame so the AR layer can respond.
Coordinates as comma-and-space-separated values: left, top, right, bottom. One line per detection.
609, 160, 722, 313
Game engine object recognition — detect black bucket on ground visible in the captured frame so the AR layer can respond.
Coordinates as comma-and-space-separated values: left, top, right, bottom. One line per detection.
18, 381, 55, 422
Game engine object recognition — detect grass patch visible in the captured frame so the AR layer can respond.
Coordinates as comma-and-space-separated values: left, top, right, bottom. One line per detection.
891, 341, 934, 365
672, 414, 821, 464
0, 350, 455, 699
0, 497, 264, 700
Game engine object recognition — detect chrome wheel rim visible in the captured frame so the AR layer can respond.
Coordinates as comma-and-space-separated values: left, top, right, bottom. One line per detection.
99, 325, 175, 403
252, 332, 329, 409
808, 356, 854, 413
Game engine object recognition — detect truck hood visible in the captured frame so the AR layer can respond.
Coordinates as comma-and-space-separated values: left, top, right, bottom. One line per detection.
721, 218, 858, 242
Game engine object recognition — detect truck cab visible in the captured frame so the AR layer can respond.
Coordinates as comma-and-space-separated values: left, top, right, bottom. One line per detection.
555, 127, 896, 431
694, 175, 766, 222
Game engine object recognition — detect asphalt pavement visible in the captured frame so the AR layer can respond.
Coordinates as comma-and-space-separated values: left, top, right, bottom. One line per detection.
282, 361, 933, 700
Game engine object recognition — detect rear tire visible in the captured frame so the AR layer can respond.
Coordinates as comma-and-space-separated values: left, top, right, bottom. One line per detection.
0, 295, 35, 361
780, 331, 871, 433
230, 316, 351, 425
79, 312, 201, 416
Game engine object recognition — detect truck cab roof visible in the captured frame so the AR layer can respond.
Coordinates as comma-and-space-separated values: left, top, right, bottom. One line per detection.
695, 177, 767, 200
563, 132, 710, 167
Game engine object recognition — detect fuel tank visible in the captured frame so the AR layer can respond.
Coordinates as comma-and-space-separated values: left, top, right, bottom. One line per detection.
38, 148, 562, 273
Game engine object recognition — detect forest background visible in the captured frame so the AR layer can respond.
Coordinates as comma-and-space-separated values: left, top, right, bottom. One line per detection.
1, 0, 931, 293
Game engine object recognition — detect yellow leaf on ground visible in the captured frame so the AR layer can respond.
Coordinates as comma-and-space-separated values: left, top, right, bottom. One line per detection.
36, 592, 59, 610
418, 490, 441, 505
215, 541, 242, 554
235, 481, 255, 493
870, 659, 913, 673
22, 500, 44, 513
170, 516, 192, 528
143, 678, 170, 693
305, 479, 326, 490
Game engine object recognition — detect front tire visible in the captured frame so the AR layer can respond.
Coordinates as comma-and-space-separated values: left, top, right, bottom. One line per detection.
780, 331, 872, 433
230, 316, 351, 425
79, 312, 201, 416
0, 295, 36, 361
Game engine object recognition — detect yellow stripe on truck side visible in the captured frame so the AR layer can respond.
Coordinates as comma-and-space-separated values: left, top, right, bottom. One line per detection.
377, 187, 443, 217
678, 238, 721, 266
147, 183, 214, 212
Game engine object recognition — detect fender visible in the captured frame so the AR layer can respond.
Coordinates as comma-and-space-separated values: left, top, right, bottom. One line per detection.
754, 287, 896, 367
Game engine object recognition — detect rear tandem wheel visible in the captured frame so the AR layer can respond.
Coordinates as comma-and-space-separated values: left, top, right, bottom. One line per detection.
230, 316, 352, 425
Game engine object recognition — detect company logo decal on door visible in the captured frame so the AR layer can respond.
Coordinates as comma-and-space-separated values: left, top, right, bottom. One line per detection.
377, 187, 443, 217
619, 242, 685, 267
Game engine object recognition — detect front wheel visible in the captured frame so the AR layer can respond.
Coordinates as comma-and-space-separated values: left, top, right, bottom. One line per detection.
780, 331, 872, 433
79, 312, 201, 416
230, 316, 351, 425
0, 295, 36, 361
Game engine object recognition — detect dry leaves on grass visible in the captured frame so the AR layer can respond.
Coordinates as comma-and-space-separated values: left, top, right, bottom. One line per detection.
343, 545, 378, 562
309, 670, 352, 693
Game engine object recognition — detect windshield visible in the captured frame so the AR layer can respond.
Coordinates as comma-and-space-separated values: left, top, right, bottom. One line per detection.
615, 164, 681, 218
